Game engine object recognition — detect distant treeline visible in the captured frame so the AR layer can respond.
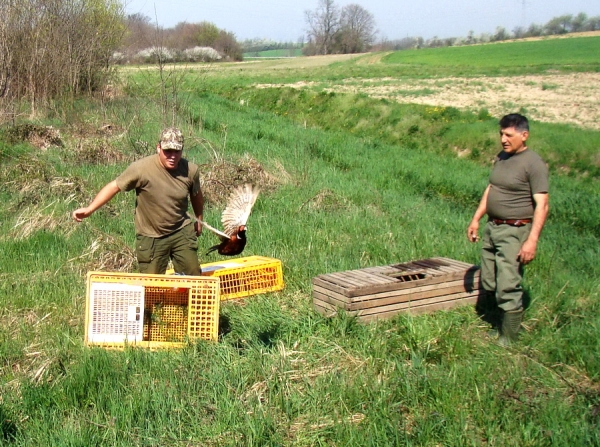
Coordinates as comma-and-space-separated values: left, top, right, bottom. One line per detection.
375, 12, 600, 51
241, 40, 304, 54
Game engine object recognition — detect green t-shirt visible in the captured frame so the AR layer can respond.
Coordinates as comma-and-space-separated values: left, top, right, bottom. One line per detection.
487, 148, 549, 220
116, 154, 201, 237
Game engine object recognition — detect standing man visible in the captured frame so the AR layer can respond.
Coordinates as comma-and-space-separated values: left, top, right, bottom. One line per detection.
467, 114, 549, 346
73, 127, 204, 275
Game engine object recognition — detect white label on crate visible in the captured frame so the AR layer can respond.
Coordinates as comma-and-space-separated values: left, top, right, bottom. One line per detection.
88, 283, 145, 343
127, 305, 142, 322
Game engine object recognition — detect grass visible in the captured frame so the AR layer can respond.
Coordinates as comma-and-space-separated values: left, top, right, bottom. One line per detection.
243, 49, 303, 59
1, 37, 599, 445
383, 36, 600, 71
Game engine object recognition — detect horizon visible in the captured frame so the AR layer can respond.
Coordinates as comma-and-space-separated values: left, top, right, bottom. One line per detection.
124, 0, 600, 42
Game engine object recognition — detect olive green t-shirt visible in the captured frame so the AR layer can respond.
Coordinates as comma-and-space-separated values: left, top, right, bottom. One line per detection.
486, 148, 549, 220
116, 154, 201, 238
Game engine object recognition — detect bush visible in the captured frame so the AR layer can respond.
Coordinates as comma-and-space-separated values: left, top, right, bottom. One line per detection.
0, 0, 125, 105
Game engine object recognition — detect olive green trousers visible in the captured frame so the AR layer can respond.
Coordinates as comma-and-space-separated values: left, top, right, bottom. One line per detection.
135, 223, 201, 275
480, 221, 531, 312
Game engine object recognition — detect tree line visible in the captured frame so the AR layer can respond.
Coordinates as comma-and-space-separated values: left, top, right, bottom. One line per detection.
119, 14, 243, 64
0, 0, 124, 111
303, 0, 376, 55
1, 0, 598, 109
377, 12, 600, 51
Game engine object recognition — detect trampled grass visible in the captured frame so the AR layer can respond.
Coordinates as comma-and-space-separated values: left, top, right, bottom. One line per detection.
1, 38, 599, 445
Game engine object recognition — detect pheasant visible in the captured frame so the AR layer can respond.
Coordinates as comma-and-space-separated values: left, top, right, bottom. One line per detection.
200, 184, 259, 256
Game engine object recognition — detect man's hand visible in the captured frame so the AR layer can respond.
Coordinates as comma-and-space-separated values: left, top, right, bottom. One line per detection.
518, 238, 537, 264
194, 221, 203, 237
467, 221, 480, 242
72, 207, 92, 222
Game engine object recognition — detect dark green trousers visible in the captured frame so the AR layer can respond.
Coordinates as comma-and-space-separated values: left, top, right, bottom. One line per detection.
480, 221, 531, 312
135, 223, 201, 275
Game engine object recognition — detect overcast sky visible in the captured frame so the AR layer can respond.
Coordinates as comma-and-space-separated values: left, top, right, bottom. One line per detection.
125, 0, 600, 42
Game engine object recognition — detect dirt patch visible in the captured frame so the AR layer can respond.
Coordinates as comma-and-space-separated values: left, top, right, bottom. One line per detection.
256, 72, 600, 130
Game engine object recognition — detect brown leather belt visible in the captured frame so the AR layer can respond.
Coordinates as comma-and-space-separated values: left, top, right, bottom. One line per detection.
491, 218, 532, 227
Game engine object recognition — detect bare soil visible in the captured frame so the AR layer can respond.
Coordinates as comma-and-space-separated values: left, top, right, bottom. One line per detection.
326, 73, 600, 130
256, 72, 600, 130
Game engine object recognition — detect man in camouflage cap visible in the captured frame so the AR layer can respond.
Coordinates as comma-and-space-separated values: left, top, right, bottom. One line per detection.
73, 127, 204, 275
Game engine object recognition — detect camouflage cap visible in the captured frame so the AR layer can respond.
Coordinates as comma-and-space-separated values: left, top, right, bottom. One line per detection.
159, 127, 184, 150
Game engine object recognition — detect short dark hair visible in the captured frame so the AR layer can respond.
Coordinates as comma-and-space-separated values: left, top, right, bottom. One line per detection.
499, 113, 529, 132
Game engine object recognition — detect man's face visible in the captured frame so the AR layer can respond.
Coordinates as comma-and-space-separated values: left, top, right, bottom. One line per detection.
157, 144, 182, 170
500, 126, 528, 154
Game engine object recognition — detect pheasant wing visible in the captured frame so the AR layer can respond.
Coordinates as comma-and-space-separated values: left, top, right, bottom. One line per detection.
221, 184, 259, 235
199, 220, 230, 240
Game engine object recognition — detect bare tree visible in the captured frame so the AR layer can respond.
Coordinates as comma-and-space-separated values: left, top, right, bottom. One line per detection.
305, 0, 340, 55
124, 13, 154, 53
337, 4, 376, 53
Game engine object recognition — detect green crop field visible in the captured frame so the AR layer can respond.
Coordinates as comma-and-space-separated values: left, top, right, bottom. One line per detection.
1, 36, 599, 445
243, 48, 303, 59
383, 35, 600, 70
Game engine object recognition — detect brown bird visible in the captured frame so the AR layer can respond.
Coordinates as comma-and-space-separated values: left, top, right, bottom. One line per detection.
201, 184, 260, 256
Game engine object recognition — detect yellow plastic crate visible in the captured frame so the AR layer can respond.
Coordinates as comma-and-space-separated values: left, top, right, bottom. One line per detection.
85, 272, 220, 349
200, 256, 284, 300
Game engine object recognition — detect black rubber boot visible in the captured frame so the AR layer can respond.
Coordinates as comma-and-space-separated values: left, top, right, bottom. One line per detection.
476, 290, 502, 333
499, 308, 523, 347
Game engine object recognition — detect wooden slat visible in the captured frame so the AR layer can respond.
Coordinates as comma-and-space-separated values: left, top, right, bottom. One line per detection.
357, 296, 478, 322
311, 276, 350, 296
436, 257, 475, 270
313, 279, 481, 311
345, 268, 479, 297
353, 290, 479, 317
313, 291, 479, 320
324, 272, 368, 287
352, 270, 397, 285
314, 296, 477, 323
312, 274, 481, 306
313, 288, 352, 308
412, 259, 459, 274
346, 281, 481, 311
313, 285, 481, 312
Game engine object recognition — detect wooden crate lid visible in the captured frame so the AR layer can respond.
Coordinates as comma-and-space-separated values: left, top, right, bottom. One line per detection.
312, 257, 479, 298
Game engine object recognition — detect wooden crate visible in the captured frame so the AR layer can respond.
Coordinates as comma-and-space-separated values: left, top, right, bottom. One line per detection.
312, 257, 482, 322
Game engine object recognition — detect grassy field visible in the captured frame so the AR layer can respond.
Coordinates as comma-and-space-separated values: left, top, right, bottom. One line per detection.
243, 49, 303, 59
383, 35, 600, 69
1, 37, 599, 445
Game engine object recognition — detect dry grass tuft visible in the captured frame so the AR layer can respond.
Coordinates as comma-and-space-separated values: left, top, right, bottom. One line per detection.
68, 229, 136, 274
9, 202, 74, 241
298, 189, 350, 212
3, 123, 63, 150
72, 138, 128, 165
287, 413, 366, 440
200, 154, 289, 207
0, 309, 57, 385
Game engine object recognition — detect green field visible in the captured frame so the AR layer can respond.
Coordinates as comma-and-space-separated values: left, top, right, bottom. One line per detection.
383, 35, 600, 69
243, 49, 304, 59
1, 37, 599, 445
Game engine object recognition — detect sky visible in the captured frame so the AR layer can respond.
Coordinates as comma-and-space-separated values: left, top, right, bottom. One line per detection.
124, 0, 600, 42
